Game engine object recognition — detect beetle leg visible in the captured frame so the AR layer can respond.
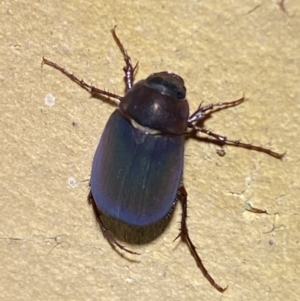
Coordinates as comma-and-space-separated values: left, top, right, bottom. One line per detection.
189, 123, 285, 159
87, 191, 139, 255
176, 184, 228, 293
111, 27, 138, 91
187, 95, 285, 159
41, 57, 123, 104
188, 96, 245, 123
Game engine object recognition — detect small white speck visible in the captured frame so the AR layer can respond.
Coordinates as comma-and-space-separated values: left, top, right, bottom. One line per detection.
68, 177, 78, 188
44, 93, 55, 106
245, 201, 253, 209
125, 277, 134, 284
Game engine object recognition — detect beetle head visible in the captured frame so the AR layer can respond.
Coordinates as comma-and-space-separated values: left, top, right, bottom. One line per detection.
120, 72, 189, 135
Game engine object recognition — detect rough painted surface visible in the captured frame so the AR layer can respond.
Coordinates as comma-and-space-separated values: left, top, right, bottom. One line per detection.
1, 0, 299, 300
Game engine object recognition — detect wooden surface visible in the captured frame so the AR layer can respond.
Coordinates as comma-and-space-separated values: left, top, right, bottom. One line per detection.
1, 1, 299, 300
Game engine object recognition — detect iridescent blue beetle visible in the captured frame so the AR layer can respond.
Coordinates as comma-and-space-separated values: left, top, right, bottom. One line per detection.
42, 28, 284, 293
91, 70, 188, 226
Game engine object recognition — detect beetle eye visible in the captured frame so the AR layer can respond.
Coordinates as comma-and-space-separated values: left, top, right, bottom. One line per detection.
145, 72, 186, 100
177, 91, 184, 99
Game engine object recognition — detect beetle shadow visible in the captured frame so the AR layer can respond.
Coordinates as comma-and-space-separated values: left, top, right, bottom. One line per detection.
91, 92, 120, 107
186, 133, 227, 147
100, 210, 175, 246
185, 115, 224, 146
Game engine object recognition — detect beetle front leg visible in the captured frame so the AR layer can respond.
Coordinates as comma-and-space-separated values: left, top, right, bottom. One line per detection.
88, 191, 139, 255
111, 27, 138, 91
175, 184, 228, 293
188, 96, 245, 123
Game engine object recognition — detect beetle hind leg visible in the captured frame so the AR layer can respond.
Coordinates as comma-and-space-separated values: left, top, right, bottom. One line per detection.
176, 184, 227, 293
87, 190, 139, 255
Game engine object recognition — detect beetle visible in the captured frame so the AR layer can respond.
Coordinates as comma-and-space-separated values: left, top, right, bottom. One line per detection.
42, 28, 284, 293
